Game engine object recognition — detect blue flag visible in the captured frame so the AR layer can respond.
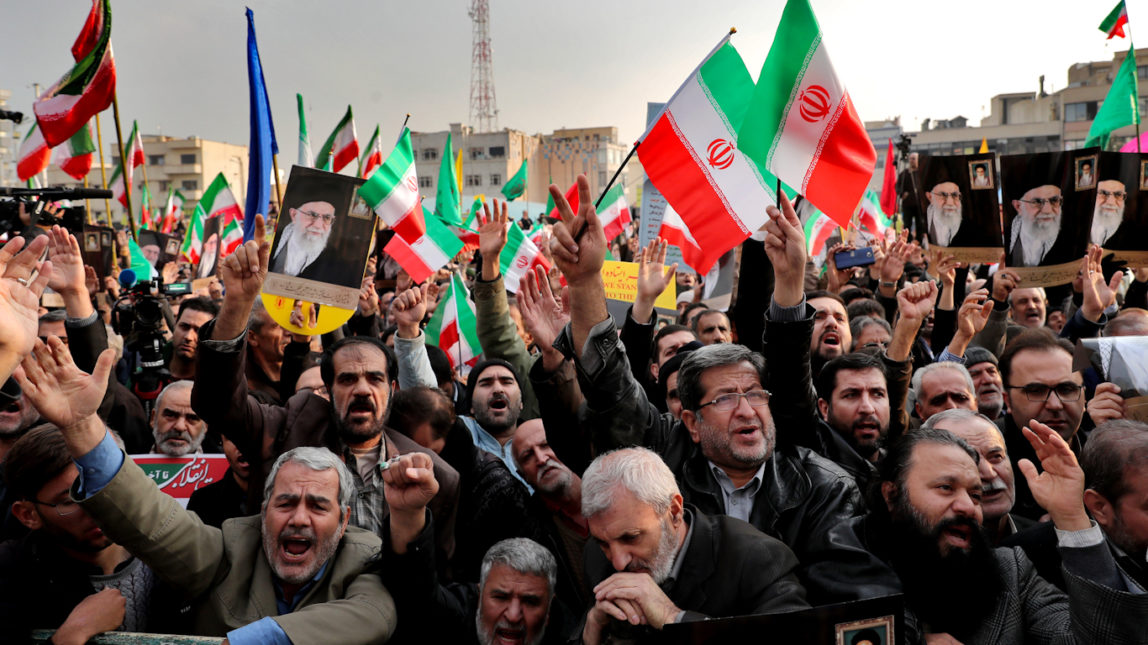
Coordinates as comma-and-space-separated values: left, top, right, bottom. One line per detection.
244, 7, 278, 242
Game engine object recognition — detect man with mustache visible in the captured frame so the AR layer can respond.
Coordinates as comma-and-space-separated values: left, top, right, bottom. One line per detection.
149, 380, 206, 456
1010, 184, 1073, 267
965, 347, 1006, 419
909, 362, 977, 423
14, 337, 397, 643
926, 181, 964, 247
270, 199, 336, 279
192, 215, 460, 558
807, 290, 851, 377
813, 421, 1147, 643
1090, 179, 1134, 248
458, 359, 531, 489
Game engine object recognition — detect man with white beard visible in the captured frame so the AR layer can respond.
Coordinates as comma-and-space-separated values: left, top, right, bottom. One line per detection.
926, 181, 963, 247
1010, 184, 1069, 266
1091, 179, 1131, 248
270, 199, 337, 278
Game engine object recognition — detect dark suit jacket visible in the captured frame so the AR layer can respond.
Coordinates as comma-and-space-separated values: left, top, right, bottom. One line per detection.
947, 219, 999, 248
584, 505, 808, 640
1009, 228, 1079, 267
1100, 219, 1140, 252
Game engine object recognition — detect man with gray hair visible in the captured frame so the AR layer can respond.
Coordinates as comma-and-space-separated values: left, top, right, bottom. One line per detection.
579, 447, 807, 644
382, 451, 568, 645
149, 380, 207, 456
910, 362, 977, 424
15, 337, 396, 644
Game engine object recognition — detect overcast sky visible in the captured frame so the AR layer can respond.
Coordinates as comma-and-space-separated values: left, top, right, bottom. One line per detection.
2, 0, 1142, 161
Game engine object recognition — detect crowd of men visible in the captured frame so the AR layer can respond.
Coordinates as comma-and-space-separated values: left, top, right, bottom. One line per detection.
0, 173, 1146, 644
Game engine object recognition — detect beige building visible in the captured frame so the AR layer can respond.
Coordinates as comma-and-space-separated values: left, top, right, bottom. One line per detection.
44, 134, 249, 227
0, 89, 18, 188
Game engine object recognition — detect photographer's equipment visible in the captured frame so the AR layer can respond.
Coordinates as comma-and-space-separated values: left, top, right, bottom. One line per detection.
835, 246, 876, 269
111, 271, 180, 410
0, 186, 113, 238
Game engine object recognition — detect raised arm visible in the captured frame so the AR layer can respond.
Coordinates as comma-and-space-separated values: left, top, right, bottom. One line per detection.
392, 282, 438, 389
0, 234, 52, 382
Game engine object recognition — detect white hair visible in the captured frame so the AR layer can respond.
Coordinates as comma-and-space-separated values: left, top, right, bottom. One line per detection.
262, 447, 354, 515
581, 447, 679, 518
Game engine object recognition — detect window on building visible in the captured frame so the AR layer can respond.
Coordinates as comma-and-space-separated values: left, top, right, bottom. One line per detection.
1139, 65, 1148, 79
488, 146, 505, 158
490, 173, 501, 186
1064, 102, 1098, 122
423, 148, 438, 161
466, 174, 482, 187
180, 153, 197, 164
148, 155, 165, 166
470, 147, 484, 160
418, 176, 432, 189
181, 180, 198, 191
158, 180, 170, 192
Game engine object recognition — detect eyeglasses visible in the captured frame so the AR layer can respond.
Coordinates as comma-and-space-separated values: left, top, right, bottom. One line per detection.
33, 498, 81, 517
1019, 196, 1062, 209
1006, 382, 1082, 403
295, 209, 335, 224
1097, 189, 1127, 202
933, 191, 961, 202
696, 389, 771, 412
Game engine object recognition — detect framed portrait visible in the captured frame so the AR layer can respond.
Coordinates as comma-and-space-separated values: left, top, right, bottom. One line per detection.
100, 231, 112, 248
165, 237, 180, 256
83, 232, 100, 252
835, 615, 894, 645
1075, 154, 1098, 191
968, 159, 994, 190
1140, 159, 1148, 190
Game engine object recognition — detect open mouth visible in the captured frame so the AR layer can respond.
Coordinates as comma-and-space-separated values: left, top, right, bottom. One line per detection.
493, 625, 526, 645
733, 425, 760, 440
347, 400, 375, 419
820, 331, 841, 348
281, 537, 313, 561
942, 524, 972, 549
488, 397, 508, 411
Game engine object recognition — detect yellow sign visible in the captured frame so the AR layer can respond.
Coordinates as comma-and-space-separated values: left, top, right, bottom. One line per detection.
261, 293, 355, 337
601, 260, 677, 310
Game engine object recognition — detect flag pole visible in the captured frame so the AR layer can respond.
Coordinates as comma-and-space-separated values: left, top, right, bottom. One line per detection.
139, 131, 152, 228
82, 175, 93, 225
272, 154, 284, 217
111, 95, 137, 241
594, 142, 639, 208
396, 113, 411, 143
94, 113, 112, 225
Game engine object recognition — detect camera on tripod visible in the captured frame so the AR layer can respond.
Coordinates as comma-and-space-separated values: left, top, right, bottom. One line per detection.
111, 276, 180, 405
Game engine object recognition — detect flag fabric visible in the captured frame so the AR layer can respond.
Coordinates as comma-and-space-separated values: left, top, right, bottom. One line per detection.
359, 125, 384, 179
857, 189, 893, 238
55, 120, 96, 180
544, 175, 555, 219
978, 138, 989, 153
657, 203, 707, 271
879, 139, 897, 216
138, 183, 153, 230
454, 149, 464, 197
316, 105, 359, 173
109, 120, 143, 208
198, 173, 244, 251
33, 0, 116, 147
803, 209, 838, 261
738, 0, 877, 227
221, 212, 243, 256
499, 222, 552, 293
465, 195, 484, 229
383, 207, 465, 283
1101, 1, 1129, 39
597, 183, 632, 241
636, 34, 779, 274
425, 272, 482, 373
180, 206, 205, 264
160, 188, 185, 234
17, 123, 51, 182
244, 7, 278, 243
500, 159, 527, 201
296, 93, 313, 167
545, 182, 578, 220
126, 236, 157, 283
1086, 47, 1140, 149
359, 127, 426, 242
435, 134, 462, 225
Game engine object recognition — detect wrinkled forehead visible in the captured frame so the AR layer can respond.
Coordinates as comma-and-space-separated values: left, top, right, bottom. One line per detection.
934, 417, 1004, 452
475, 364, 517, 386
809, 296, 847, 317
333, 343, 388, 371
512, 420, 547, 453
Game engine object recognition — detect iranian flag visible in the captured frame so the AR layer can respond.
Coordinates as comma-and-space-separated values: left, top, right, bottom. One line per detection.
17, 123, 51, 182
545, 182, 577, 220
500, 222, 551, 293
138, 183, 153, 230
738, 0, 876, 227
55, 120, 96, 180
315, 105, 359, 173
1101, 1, 1129, 39
160, 189, 185, 234
803, 209, 838, 262
857, 189, 893, 238
359, 125, 384, 179
33, 0, 116, 148
657, 203, 706, 271
383, 207, 465, 283
426, 272, 482, 374
359, 127, 426, 242
597, 183, 632, 241
636, 34, 778, 274
110, 120, 144, 208
220, 212, 243, 257
193, 173, 244, 256
297, 93, 313, 167
180, 205, 204, 264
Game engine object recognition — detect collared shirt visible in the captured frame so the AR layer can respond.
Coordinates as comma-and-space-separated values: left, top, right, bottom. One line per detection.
461, 416, 533, 492
346, 441, 388, 537
708, 461, 766, 523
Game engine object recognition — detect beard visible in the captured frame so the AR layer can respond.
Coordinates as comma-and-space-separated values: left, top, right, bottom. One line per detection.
1016, 212, 1061, 265
927, 203, 962, 246
1091, 203, 1124, 246
477, 611, 549, 645
261, 514, 344, 586
623, 517, 681, 584
695, 414, 775, 469
281, 222, 332, 275
473, 392, 523, 436
885, 493, 1002, 637
333, 397, 386, 445
534, 461, 573, 496
153, 428, 206, 457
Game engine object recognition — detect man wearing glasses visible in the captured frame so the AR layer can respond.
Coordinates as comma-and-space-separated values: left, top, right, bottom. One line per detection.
1009, 184, 1070, 267
998, 329, 1086, 520
270, 199, 341, 281
1091, 178, 1133, 249
926, 180, 964, 247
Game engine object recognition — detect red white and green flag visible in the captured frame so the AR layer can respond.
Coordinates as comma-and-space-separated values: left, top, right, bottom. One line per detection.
221, 212, 243, 257
500, 221, 551, 293
55, 120, 96, 180
545, 182, 577, 221
180, 206, 205, 264
359, 127, 426, 242
636, 34, 779, 274
138, 183, 153, 230
737, 0, 876, 227
315, 105, 359, 173
109, 120, 144, 208
657, 203, 707, 271
435, 134, 463, 226
33, 0, 116, 148
425, 272, 482, 374
17, 123, 51, 182
1101, 1, 1129, 39
160, 189, 185, 234
597, 183, 632, 241
197, 173, 243, 256
359, 125, 384, 179
383, 206, 465, 283
857, 188, 893, 238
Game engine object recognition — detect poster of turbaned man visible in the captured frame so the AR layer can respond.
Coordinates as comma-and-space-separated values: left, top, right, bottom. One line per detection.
916, 152, 1002, 264
1093, 151, 1148, 266
261, 166, 374, 335
1000, 150, 1097, 287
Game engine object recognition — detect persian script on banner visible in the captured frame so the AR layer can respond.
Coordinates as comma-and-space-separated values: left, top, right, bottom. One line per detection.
131, 454, 230, 509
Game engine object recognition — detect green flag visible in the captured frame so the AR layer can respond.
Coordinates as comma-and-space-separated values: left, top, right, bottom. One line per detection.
543, 175, 554, 220
1085, 47, 1140, 149
435, 133, 462, 225
126, 236, 157, 284
500, 158, 527, 201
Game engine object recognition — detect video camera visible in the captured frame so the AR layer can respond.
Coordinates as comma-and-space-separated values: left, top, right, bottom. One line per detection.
111, 271, 187, 405
0, 186, 113, 237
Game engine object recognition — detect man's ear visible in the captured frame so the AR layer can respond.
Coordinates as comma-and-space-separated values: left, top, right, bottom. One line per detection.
669, 493, 684, 526
681, 410, 700, 443
880, 481, 898, 514
649, 361, 659, 383
914, 401, 924, 420
10, 500, 42, 531
817, 397, 830, 421
1083, 489, 1114, 529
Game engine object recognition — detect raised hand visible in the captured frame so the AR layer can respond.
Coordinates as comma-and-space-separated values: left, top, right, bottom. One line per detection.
763, 191, 807, 307
1080, 245, 1122, 323
382, 451, 439, 514
634, 237, 677, 324
954, 288, 992, 338
393, 282, 430, 338
1086, 382, 1125, 425
478, 199, 510, 280
46, 226, 86, 295
1018, 419, 1090, 531
220, 213, 269, 303
824, 242, 855, 293
357, 275, 379, 317
517, 265, 569, 372
896, 280, 938, 323
548, 175, 606, 286
0, 234, 53, 381
991, 268, 1020, 303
